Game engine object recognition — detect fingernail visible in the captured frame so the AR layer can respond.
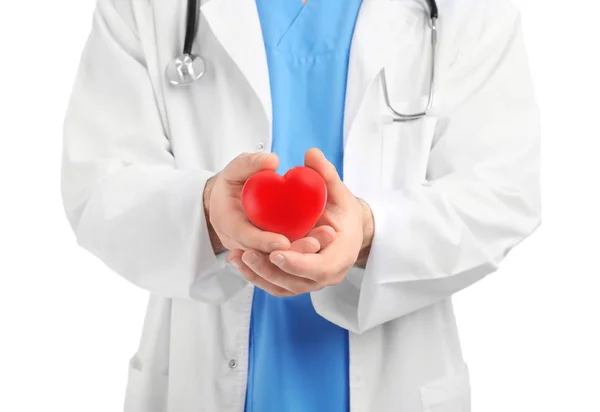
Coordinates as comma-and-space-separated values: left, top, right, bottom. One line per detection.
229, 258, 241, 270
271, 254, 285, 265
269, 242, 283, 251
243, 252, 259, 265
319, 234, 335, 245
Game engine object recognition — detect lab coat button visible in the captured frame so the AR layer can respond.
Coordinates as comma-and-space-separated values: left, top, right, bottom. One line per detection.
228, 359, 237, 369
256, 142, 265, 151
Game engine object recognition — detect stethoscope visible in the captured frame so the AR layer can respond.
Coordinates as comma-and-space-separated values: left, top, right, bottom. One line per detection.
166, 0, 438, 122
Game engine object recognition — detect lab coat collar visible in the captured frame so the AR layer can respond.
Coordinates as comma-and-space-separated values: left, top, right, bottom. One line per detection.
201, 0, 272, 127
200, 0, 416, 146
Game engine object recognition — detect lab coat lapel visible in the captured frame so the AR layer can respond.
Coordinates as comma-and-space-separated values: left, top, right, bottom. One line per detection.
344, 0, 415, 145
201, 0, 272, 126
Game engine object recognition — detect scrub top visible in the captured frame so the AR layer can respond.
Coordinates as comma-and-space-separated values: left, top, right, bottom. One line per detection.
245, 1, 363, 412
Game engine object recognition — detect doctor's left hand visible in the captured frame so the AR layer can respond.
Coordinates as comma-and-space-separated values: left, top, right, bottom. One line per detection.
227, 149, 375, 297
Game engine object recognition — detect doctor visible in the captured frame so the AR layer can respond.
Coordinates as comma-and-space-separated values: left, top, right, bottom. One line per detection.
61, 0, 540, 411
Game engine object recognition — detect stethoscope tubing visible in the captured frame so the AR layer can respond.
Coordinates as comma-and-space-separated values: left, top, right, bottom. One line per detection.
170, 0, 439, 121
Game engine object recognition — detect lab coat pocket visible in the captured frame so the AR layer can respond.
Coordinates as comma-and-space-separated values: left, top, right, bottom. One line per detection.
380, 98, 438, 189
420, 363, 471, 412
124, 355, 169, 412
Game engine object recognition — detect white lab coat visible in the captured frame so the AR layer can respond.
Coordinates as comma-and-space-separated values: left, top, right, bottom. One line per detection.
61, 0, 540, 411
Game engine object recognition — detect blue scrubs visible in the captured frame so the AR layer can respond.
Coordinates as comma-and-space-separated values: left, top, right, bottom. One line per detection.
245, 1, 363, 411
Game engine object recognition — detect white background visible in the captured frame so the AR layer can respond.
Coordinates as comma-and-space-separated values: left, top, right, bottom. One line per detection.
0, 1, 598, 411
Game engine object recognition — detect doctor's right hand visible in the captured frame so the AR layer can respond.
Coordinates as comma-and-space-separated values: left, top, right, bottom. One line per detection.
203, 153, 293, 255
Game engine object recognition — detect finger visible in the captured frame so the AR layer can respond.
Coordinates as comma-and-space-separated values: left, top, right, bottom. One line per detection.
269, 250, 326, 281
305, 225, 336, 250
223, 152, 280, 183
226, 249, 244, 263
304, 148, 344, 200
287, 225, 336, 255
269, 243, 350, 284
290, 237, 321, 253
217, 230, 247, 252
228, 253, 295, 298
235, 222, 291, 253
242, 250, 318, 295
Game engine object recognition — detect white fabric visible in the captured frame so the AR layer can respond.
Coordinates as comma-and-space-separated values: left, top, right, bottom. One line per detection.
60, 0, 541, 411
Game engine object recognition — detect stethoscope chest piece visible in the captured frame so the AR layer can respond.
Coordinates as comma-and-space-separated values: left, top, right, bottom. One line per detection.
166, 54, 206, 86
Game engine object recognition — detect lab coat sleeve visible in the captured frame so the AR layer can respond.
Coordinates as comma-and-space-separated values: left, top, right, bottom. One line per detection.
311, 9, 541, 333
61, 0, 247, 303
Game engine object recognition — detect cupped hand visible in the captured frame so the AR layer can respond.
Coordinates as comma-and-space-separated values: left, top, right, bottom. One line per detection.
226, 225, 337, 297
205, 153, 291, 254
226, 148, 374, 297
265, 148, 374, 290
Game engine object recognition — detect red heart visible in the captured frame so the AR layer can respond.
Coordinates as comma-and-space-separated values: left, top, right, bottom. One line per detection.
241, 166, 327, 242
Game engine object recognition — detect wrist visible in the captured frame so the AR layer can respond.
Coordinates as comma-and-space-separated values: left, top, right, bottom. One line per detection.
356, 198, 374, 268
358, 198, 374, 250
203, 175, 216, 222
203, 175, 226, 255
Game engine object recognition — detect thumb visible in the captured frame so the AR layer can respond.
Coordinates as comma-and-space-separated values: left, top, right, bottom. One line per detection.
304, 148, 345, 200
223, 152, 279, 182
